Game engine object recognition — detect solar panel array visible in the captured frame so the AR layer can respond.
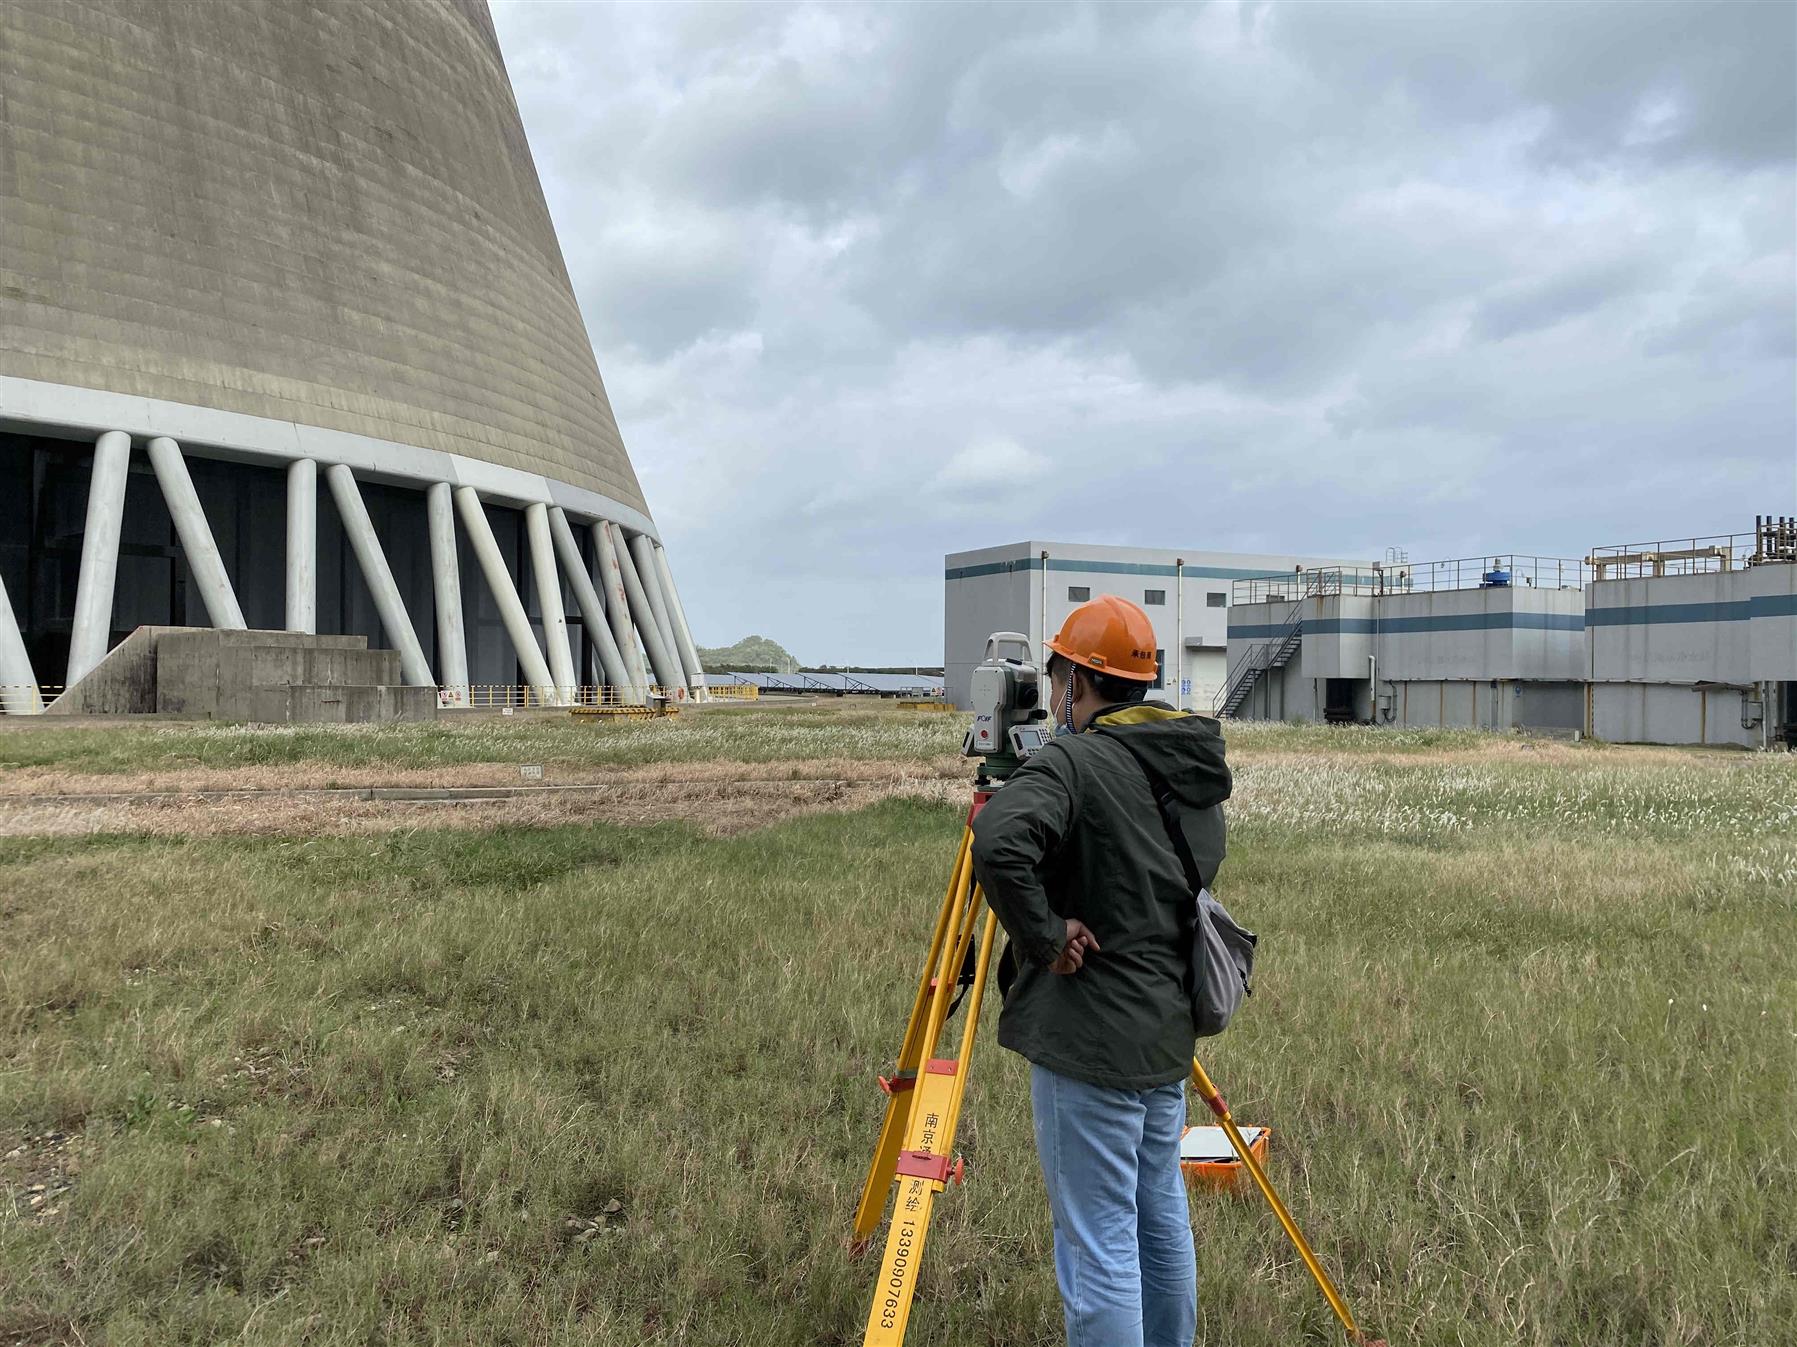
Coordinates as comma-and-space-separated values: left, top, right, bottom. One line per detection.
703, 672, 945, 697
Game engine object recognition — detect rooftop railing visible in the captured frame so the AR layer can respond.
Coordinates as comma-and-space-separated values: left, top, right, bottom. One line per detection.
1588, 519, 1797, 579
1376, 554, 1587, 594
1229, 567, 1379, 605
1586, 533, 1754, 581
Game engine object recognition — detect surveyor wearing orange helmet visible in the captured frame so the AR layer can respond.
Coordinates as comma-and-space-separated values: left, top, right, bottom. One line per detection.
970, 593, 1233, 1347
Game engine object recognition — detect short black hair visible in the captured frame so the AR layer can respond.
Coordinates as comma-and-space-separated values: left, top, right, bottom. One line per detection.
1047, 652, 1149, 705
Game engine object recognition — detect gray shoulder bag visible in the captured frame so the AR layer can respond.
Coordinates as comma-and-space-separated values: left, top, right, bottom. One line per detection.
1117, 745, 1257, 1038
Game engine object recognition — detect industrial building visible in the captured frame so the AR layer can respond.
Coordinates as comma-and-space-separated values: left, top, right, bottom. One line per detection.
1222, 522, 1796, 748
0, 0, 704, 719
944, 541, 1373, 711
1584, 523, 1797, 748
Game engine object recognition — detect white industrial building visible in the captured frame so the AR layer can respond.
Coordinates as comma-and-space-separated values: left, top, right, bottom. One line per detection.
1585, 526, 1797, 748
944, 541, 1374, 711
1223, 556, 1588, 731
1222, 522, 1796, 749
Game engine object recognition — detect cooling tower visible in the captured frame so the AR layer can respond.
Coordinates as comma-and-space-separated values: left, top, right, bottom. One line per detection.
0, 0, 705, 712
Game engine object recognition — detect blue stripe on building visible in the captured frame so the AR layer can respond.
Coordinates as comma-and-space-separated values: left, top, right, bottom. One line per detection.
1226, 592, 1794, 640
1587, 593, 1797, 625
1227, 612, 1586, 640
946, 556, 1379, 584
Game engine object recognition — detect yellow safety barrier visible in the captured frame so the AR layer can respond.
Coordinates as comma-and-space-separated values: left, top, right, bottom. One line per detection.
898, 700, 955, 712
0, 684, 62, 714
706, 684, 759, 701
449, 685, 698, 710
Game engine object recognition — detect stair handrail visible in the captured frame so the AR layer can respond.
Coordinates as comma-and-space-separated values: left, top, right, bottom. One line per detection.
1214, 581, 1320, 715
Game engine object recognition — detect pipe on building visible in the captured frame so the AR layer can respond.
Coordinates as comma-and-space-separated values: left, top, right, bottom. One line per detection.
323, 464, 433, 688
547, 506, 637, 700
627, 531, 682, 678
286, 458, 317, 634
66, 429, 132, 685
0, 572, 43, 715
594, 522, 650, 690
614, 528, 683, 691
651, 540, 708, 701
146, 436, 247, 631
525, 503, 578, 698
1173, 557, 1184, 710
426, 483, 469, 707
453, 485, 558, 703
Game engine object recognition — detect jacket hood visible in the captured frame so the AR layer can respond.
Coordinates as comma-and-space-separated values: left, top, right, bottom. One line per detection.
1089, 701, 1232, 809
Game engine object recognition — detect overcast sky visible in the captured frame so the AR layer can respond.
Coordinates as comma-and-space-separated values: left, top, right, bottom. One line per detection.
490, 0, 1795, 666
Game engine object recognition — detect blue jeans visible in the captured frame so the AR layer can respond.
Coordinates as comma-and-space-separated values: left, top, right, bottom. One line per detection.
1031, 1064, 1197, 1347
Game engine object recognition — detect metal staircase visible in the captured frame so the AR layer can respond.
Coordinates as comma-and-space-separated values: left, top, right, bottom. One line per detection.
1213, 589, 1312, 718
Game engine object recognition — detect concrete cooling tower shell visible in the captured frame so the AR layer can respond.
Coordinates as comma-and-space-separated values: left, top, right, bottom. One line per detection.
2, 0, 644, 513
0, 0, 706, 712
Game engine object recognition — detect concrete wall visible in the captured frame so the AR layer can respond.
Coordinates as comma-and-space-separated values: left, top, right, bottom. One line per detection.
45, 624, 188, 715
1293, 596, 1374, 679
1385, 680, 1584, 732
1745, 562, 1797, 681
1230, 587, 1585, 682
1376, 587, 1586, 681
50, 625, 435, 722
947, 542, 1372, 709
1590, 683, 1761, 748
1586, 563, 1797, 685
0, 0, 646, 511
155, 630, 399, 720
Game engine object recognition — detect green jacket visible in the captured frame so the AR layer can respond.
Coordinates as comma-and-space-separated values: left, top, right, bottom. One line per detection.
969, 702, 1231, 1090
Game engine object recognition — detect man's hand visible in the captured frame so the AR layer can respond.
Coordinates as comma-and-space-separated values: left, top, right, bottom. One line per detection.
1049, 918, 1099, 975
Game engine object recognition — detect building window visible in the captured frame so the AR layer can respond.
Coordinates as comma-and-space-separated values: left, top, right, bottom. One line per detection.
1143, 589, 1165, 606
1207, 591, 1226, 607
1068, 585, 1090, 602
1151, 648, 1165, 689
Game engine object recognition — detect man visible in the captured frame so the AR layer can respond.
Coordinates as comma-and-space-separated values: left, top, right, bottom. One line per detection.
970, 593, 1231, 1347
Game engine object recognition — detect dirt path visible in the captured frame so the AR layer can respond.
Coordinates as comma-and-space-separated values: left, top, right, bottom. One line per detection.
0, 768, 970, 838
0, 753, 966, 797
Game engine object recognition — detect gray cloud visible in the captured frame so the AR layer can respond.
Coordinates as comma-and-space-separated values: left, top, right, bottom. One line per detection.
491, 0, 1795, 665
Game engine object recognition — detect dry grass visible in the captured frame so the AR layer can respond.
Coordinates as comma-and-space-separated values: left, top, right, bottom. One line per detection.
0, 712, 1793, 1346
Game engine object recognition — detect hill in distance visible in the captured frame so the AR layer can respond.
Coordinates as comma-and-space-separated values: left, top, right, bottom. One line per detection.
696, 635, 801, 673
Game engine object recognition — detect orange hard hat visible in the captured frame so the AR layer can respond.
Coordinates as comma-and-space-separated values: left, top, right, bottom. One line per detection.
1045, 594, 1158, 682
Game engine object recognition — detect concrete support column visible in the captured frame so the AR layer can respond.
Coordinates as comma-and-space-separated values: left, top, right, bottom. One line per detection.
547, 508, 636, 700
146, 437, 247, 631
651, 541, 708, 701
525, 503, 578, 698
453, 486, 557, 703
595, 522, 649, 690
324, 464, 433, 688
0, 573, 43, 715
66, 429, 132, 685
286, 458, 317, 634
426, 483, 469, 707
628, 531, 682, 679
614, 529, 683, 691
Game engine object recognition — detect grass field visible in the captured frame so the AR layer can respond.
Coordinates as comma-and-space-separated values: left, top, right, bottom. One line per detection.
2, 710, 1793, 1345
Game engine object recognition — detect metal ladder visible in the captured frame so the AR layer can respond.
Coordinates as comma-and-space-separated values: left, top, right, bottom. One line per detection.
1213, 591, 1310, 718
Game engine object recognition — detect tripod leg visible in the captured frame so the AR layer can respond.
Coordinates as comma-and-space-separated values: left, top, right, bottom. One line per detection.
1190, 1057, 1377, 1344
854, 826, 976, 1241
861, 904, 999, 1347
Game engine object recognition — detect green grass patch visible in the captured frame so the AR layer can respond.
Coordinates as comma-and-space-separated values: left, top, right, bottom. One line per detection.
0, 707, 966, 776
1, 710, 1528, 780
1, 736, 1793, 1344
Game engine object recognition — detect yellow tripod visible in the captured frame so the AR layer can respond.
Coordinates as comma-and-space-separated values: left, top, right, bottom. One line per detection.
852, 793, 1384, 1346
